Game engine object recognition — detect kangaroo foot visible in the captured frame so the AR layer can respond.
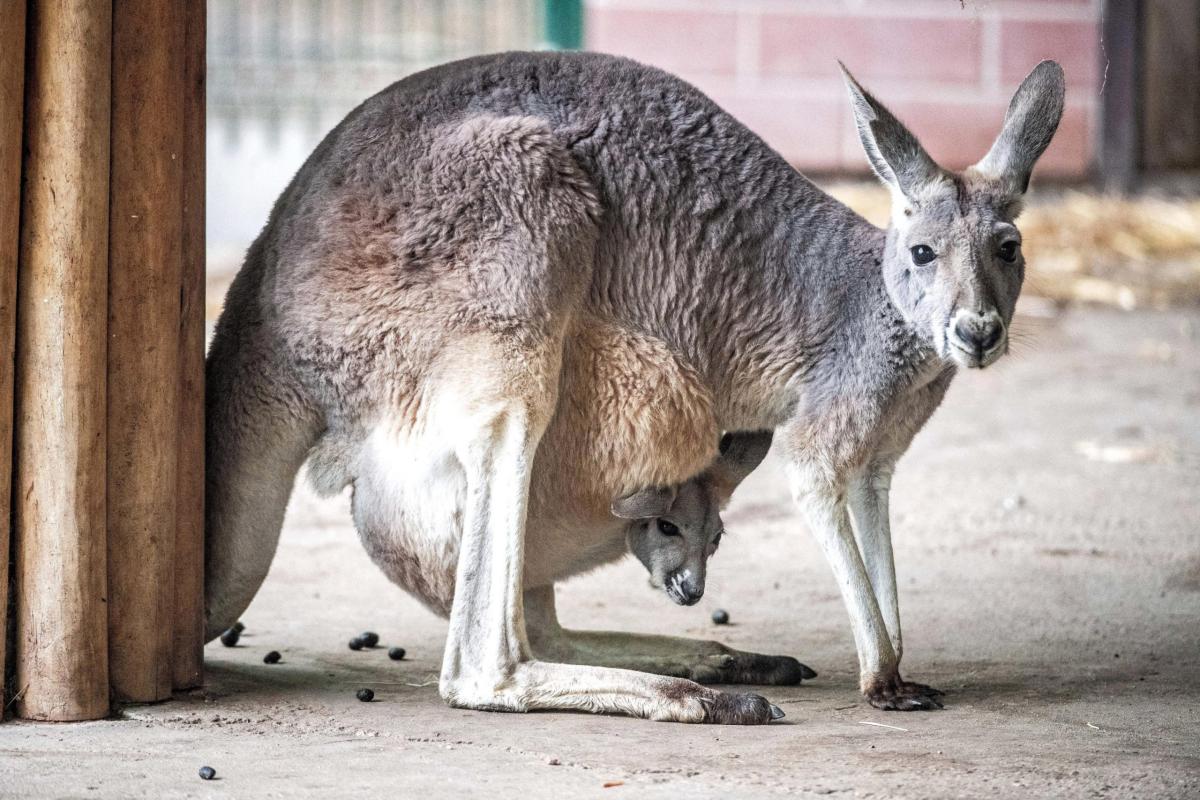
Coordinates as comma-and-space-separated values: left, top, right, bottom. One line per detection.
686, 652, 817, 686
699, 690, 785, 724
864, 671, 944, 711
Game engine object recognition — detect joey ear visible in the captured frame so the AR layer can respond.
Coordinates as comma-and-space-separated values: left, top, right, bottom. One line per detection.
712, 430, 773, 490
701, 430, 773, 506
611, 485, 677, 520
839, 62, 941, 199
970, 60, 1065, 195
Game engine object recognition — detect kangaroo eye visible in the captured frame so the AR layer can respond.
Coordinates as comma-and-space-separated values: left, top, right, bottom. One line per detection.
998, 241, 1020, 263
910, 245, 936, 266
656, 519, 680, 537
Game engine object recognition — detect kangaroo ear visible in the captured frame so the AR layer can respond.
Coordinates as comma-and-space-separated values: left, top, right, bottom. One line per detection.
705, 430, 773, 500
611, 485, 677, 520
840, 62, 941, 199
971, 60, 1065, 195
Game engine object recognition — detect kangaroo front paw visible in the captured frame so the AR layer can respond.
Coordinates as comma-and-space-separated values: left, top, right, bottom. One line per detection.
864, 672, 944, 711
699, 690, 783, 724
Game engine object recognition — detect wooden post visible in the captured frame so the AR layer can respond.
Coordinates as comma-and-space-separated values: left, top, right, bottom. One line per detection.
0, 0, 27, 715
1099, 1, 1141, 191
1140, 1, 1200, 171
173, 0, 207, 691
14, 0, 112, 722
107, 0, 186, 703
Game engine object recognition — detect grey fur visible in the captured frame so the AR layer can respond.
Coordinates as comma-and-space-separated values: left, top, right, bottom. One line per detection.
205, 52, 1064, 719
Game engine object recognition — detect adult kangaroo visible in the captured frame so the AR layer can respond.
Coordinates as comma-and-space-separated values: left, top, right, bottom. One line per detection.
205, 51, 1065, 723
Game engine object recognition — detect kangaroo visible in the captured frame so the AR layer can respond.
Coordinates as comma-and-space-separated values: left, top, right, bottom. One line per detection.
205, 51, 1064, 723
621, 478, 725, 607
620, 432, 771, 607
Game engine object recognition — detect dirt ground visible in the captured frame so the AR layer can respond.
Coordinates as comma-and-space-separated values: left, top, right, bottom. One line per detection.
3, 304, 1198, 799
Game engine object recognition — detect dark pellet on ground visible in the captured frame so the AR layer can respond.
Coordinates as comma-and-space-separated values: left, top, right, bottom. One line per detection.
231, 621, 245, 634
263, 651, 281, 664
219, 629, 240, 647
356, 688, 375, 702
711, 609, 730, 625
359, 631, 380, 648
198, 766, 216, 781
348, 637, 364, 651
387, 647, 406, 661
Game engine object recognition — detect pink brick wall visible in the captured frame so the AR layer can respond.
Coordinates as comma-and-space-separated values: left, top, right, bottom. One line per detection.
585, 0, 1101, 178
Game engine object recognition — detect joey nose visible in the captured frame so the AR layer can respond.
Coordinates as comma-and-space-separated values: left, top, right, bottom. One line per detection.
953, 315, 1002, 353
670, 573, 704, 606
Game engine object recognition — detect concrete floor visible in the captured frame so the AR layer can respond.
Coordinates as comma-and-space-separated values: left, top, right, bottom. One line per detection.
3, 306, 1199, 799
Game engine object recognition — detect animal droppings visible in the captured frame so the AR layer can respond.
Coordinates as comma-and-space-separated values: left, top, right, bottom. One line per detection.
219, 628, 240, 647
263, 651, 281, 664
359, 631, 380, 648
348, 637, 364, 651
711, 609, 730, 625
387, 647, 406, 661
356, 688, 375, 702
198, 766, 216, 780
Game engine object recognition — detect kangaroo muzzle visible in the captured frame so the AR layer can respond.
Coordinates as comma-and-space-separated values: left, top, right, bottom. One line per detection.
947, 308, 1005, 368
666, 570, 704, 606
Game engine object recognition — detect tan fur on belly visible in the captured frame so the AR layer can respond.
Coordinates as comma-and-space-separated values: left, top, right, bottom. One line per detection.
530, 315, 719, 527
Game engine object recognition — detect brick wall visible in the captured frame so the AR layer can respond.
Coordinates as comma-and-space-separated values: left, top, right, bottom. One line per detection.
585, 0, 1101, 177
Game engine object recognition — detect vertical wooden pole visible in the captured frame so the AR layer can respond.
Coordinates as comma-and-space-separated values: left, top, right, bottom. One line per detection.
0, 0, 28, 715
14, 0, 112, 722
108, 0, 186, 703
1099, 1, 1141, 191
173, 0, 207, 691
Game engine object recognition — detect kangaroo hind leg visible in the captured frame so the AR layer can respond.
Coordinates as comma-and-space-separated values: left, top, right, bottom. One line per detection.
524, 585, 816, 686
435, 336, 779, 724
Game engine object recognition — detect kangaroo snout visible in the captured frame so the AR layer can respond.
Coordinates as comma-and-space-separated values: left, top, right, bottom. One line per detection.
667, 570, 704, 606
948, 309, 1005, 367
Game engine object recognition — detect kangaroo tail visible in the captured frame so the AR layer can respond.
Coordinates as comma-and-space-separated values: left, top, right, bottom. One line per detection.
204, 263, 321, 641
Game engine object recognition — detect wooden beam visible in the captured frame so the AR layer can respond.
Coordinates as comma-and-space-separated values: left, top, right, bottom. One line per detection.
1141, 0, 1200, 171
14, 0, 112, 722
0, 0, 27, 716
174, 0, 207, 692
1098, 0, 1141, 191
107, 0, 186, 703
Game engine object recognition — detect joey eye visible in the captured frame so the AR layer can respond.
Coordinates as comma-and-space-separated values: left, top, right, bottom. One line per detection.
998, 241, 1020, 263
910, 245, 936, 266
656, 519, 680, 537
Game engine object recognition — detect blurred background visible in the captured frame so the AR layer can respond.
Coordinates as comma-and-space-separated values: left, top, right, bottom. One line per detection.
206, 0, 1200, 315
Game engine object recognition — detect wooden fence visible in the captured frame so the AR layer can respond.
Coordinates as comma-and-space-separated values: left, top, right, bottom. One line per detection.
1, 0, 206, 721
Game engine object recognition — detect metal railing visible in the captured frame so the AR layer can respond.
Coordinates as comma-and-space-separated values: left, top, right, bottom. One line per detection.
207, 0, 580, 122
205, 0, 581, 251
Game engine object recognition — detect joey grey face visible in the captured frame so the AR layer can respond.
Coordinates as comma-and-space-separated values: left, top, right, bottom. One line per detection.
841, 60, 1065, 369
613, 482, 723, 606
610, 432, 771, 607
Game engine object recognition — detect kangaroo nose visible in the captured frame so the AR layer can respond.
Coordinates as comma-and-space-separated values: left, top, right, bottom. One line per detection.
671, 573, 704, 606
953, 314, 1002, 353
